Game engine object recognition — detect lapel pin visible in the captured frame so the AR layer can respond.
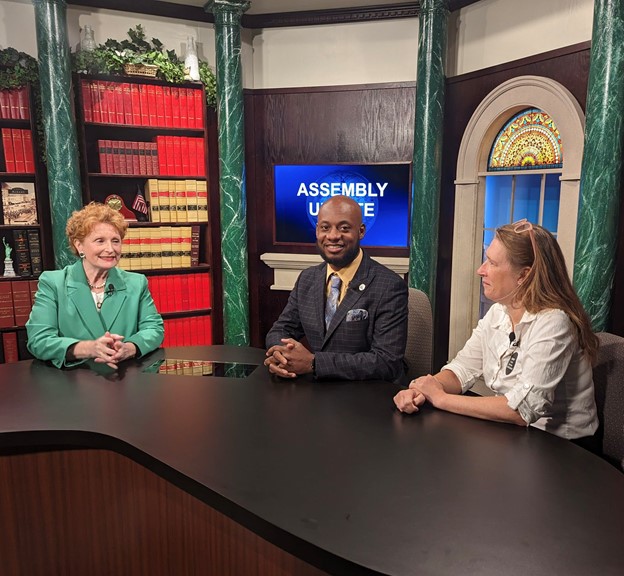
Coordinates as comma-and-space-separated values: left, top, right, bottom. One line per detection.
359, 284, 366, 291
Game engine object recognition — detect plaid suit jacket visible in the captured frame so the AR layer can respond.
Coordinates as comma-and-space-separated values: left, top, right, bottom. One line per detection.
266, 251, 408, 381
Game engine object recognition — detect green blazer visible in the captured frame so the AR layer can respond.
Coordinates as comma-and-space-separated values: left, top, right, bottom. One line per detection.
26, 260, 164, 368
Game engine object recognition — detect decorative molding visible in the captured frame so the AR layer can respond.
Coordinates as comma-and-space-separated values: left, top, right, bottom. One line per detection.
260, 253, 409, 291
67, 1, 480, 28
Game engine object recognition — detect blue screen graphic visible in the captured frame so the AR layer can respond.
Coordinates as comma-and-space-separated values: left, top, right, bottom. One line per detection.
274, 164, 411, 247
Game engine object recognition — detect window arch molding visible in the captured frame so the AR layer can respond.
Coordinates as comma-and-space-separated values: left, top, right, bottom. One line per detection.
449, 76, 585, 357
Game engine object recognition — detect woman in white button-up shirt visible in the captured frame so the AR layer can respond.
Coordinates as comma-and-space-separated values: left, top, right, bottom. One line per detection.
394, 220, 598, 441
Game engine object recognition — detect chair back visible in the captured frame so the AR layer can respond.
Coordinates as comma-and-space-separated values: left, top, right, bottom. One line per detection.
404, 288, 433, 380
593, 332, 624, 472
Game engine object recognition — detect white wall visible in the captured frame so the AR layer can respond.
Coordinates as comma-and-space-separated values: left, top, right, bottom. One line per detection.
0, 0, 595, 89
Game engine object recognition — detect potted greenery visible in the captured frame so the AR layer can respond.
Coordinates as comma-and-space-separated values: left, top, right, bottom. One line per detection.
71, 25, 217, 107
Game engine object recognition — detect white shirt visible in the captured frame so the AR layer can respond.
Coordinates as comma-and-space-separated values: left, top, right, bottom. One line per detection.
443, 303, 598, 440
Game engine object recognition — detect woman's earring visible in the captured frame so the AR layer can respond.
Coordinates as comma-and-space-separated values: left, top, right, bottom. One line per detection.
79, 252, 85, 259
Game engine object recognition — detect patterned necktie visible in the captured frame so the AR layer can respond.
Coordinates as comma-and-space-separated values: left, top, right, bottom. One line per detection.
325, 273, 342, 329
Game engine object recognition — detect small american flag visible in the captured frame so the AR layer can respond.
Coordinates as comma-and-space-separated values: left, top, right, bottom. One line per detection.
132, 188, 148, 215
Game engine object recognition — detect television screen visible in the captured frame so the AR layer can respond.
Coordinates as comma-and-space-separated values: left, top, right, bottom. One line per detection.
273, 163, 411, 247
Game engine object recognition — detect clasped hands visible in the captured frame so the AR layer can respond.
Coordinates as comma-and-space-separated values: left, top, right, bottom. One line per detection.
393, 374, 446, 414
91, 331, 136, 369
265, 338, 313, 378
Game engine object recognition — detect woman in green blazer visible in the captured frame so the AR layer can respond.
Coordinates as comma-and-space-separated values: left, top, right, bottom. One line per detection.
26, 203, 164, 369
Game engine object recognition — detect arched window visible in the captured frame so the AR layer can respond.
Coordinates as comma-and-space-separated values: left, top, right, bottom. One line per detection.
480, 108, 563, 317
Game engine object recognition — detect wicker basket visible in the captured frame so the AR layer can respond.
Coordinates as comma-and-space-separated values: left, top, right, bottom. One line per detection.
123, 63, 158, 78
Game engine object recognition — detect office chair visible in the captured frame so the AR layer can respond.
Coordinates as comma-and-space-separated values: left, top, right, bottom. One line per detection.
404, 287, 433, 381
592, 332, 624, 472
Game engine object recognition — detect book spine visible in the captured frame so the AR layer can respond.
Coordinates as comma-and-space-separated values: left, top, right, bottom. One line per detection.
0, 90, 10, 119
0, 282, 15, 328
130, 83, 141, 126
17, 86, 30, 120
171, 87, 181, 127
12, 229, 32, 277
163, 86, 173, 128
147, 84, 157, 126
27, 229, 43, 276
1, 128, 15, 172
11, 129, 25, 173
186, 88, 196, 129
122, 83, 133, 125
194, 88, 204, 129
81, 80, 93, 123
150, 142, 159, 176
113, 82, 124, 124
22, 130, 35, 174
131, 141, 140, 176
93, 80, 104, 123
180, 136, 190, 176
138, 83, 150, 126
2, 331, 19, 363
179, 89, 188, 128
11, 280, 32, 326
190, 225, 200, 267
155, 85, 165, 127
7, 89, 19, 119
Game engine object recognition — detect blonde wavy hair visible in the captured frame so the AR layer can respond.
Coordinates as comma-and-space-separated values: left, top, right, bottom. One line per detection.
66, 202, 128, 256
496, 222, 598, 362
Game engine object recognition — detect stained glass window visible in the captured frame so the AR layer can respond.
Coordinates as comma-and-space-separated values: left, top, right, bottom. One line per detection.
488, 108, 563, 170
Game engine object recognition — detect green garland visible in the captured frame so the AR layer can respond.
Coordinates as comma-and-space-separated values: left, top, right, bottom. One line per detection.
71, 25, 217, 107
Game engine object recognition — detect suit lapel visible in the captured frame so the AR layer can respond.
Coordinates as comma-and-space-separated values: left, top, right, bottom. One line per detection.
99, 267, 128, 330
67, 261, 106, 338
323, 254, 373, 342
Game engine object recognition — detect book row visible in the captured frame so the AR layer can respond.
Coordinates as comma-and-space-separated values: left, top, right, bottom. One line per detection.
153, 358, 216, 376
97, 140, 159, 175
80, 79, 205, 129
1, 182, 38, 225
96, 136, 206, 177
144, 179, 208, 223
0, 329, 32, 364
0, 87, 30, 121
2, 229, 42, 277
118, 225, 200, 271
0, 279, 38, 328
162, 315, 212, 348
147, 272, 211, 314
1, 128, 35, 173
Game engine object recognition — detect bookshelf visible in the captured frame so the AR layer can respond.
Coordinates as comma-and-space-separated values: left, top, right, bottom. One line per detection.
0, 83, 53, 363
74, 74, 220, 347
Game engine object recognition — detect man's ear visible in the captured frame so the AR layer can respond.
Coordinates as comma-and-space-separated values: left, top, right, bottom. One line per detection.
359, 224, 366, 239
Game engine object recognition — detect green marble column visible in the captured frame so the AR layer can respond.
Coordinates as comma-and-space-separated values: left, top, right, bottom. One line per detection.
32, 0, 82, 269
204, 0, 250, 346
409, 0, 449, 306
574, 0, 624, 331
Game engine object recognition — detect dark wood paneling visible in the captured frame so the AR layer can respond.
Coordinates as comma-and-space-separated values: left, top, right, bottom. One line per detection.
245, 84, 415, 347
0, 448, 327, 576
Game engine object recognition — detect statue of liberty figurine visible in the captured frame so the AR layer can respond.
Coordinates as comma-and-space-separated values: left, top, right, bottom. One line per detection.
3, 237, 16, 277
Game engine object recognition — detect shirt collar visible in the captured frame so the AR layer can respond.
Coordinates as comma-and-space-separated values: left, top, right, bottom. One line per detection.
325, 249, 363, 289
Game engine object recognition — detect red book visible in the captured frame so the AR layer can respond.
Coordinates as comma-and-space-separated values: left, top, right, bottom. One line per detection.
98, 139, 108, 173
187, 139, 197, 176
195, 137, 206, 176
138, 83, 150, 126
151, 276, 162, 312
104, 81, 117, 124
17, 86, 30, 120
166, 275, 176, 311
186, 88, 196, 128
2, 128, 16, 172
11, 281, 32, 326
117, 140, 127, 175
155, 85, 165, 127
2, 331, 19, 362
111, 140, 121, 174
164, 136, 175, 176
199, 272, 211, 309
163, 85, 173, 128
172, 136, 182, 176
187, 273, 197, 310
138, 141, 147, 175
92, 81, 103, 123
148, 142, 159, 175
194, 89, 204, 128
131, 141, 140, 175
80, 80, 93, 122
173, 274, 183, 309
0, 283, 15, 328
156, 136, 167, 175
0, 90, 9, 119
21, 130, 35, 173
7, 89, 19, 119
122, 83, 133, 125
130, 83, 141, 125
180, 137, 190, 176
11, 129, 25, 173
179, 88, 188, 128
147, 84, 157, 126
104, 139, 114, 173
171, 87, 181, 127
113, 82, 124, 124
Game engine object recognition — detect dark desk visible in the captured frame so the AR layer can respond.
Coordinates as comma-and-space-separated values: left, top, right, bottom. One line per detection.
1, 346, 623, 576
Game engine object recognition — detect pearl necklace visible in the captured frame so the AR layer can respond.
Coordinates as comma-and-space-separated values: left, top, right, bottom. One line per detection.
87, 279, 107, 290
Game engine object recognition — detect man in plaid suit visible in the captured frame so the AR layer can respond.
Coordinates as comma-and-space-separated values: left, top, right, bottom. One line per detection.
265, 196, 408, 382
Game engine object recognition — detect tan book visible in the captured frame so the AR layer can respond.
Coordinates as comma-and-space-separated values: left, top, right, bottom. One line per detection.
196, 180, 208, 222
180, 226, 192, 268
160, 226, 173, 269
171, 226, 183, 268
145, 178, 160, 223
185, 179, 199, 222
157, 180, 172, 223
174, 179, 188, 223
121, 227, 139, 270
149, 227, 162, 269
138, 227, 152, 270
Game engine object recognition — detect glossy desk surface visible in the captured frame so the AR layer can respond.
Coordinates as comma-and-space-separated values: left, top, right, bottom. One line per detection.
1, 346, 623, 576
